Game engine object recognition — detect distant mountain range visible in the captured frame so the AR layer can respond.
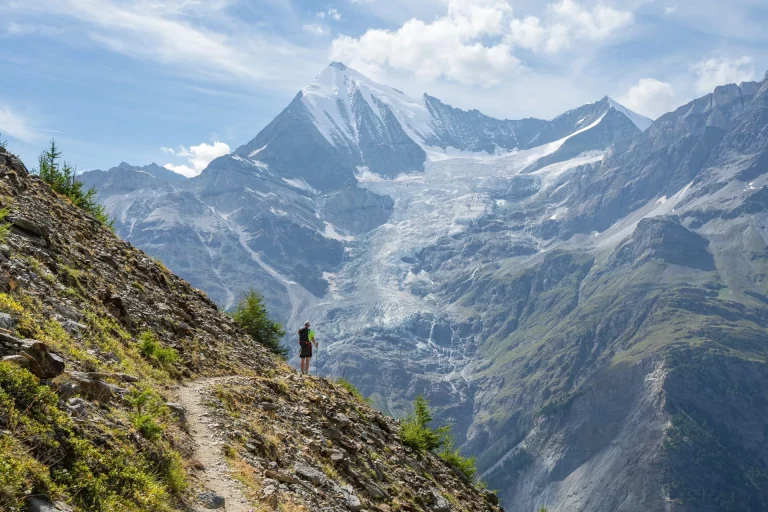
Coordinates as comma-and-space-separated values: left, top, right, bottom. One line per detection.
82, 64, 768, 512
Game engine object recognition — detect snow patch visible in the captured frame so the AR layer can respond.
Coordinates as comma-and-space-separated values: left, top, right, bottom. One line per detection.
248, 145, 268, 157
282, 177, 319, 195
322, 221, 355, 241
606, 97, 653, 132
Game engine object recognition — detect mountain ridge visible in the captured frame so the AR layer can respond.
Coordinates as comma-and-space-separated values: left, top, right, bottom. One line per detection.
80, 65, 768, 511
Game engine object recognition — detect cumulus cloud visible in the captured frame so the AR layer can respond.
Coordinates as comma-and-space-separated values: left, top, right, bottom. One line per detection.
163, 141, 231, 177
0, 105, 36, 142
331, 0, 634, 85
551, 0, 633, 40
507, 0, 633, 53
331, 0, 520, 86
692, 56, 756, 95
618, 78, 677, 119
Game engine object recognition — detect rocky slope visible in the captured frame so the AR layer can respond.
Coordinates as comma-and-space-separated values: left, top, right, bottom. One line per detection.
0, 147, 502, 512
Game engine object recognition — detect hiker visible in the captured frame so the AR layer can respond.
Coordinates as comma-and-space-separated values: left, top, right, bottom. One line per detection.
298, 321, 317, 375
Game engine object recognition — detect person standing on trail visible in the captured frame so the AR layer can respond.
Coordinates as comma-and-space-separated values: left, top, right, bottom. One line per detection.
298, 321, 317, 375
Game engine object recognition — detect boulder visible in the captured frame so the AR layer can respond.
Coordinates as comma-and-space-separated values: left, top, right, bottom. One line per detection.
2, 354, 31, 371
0, 331, 23, 350
65, 397, 90, 418
197, 491, 225, 510
334, 413, 351, 427
20, 342, 66, 379
326, 426, 344, 442
294, 462, 330, 487
265, 469, 299, 485
0, 312, 16, 330
483, 490, 500, 506
12, 217, 44, 237
66, 371, 127, 402
27, 498, 73, 511
165, 402, 187, 424
62, 320, 87, 336
430, 489, 452, 511
340, 485, 362, 512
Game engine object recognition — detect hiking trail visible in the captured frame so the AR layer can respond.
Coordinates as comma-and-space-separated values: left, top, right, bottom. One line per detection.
176, 377, 252, 512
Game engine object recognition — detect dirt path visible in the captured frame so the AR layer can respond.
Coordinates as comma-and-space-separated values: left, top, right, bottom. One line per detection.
176, 377, 253, 512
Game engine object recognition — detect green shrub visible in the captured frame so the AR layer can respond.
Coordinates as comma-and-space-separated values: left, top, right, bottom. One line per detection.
33, 139, 113, 228
438, 435, 478, 481
154, 346, 179, 365
0, 133, 6, 150
139, 330, 159, 358
400, 395, 450, 452
399, 395, 483, 485
231, 290, 287, 358
0, 208, 12, 243
133, 413, 164, 441
336, 378, 372, 405
138, 331, 178, 368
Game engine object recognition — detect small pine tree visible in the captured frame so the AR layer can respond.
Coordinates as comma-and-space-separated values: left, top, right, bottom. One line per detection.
34, 139, 113, 228
0, 133, 7, 150
401, 395, 451, 452
232, 290, 287, 358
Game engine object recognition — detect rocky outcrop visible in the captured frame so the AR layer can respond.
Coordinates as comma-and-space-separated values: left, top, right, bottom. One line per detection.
204, 375, 501, 512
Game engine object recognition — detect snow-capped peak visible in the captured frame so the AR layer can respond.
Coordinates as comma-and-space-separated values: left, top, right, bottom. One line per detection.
605, 97, 653, 132
299, 62, 436, 148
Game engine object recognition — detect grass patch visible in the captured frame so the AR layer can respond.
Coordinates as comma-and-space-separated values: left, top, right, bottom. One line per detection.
335, 378, 372, 405
0, 207, 13, 243
138, 331, 179, 368
0, 362, 185, 511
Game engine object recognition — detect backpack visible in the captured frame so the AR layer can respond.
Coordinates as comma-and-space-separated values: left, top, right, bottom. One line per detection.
298, 327, 310, 345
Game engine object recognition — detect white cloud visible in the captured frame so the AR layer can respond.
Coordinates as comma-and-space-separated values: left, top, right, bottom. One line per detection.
507, 0, 633, 54
331, 0, 520, 86
551, 0, 633, 40
692, 56, 756, 95
5, 0, 317, 91
163, 141, 231, 177
664, 5, 678, 15
618, 78, 677, 119
0, 105, 36, 142
316, 8, 341, 21
303, 23, 327, 35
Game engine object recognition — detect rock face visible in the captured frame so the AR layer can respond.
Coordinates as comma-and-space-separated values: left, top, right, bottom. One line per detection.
77, 64, 768, 511
0, 145, 501, 511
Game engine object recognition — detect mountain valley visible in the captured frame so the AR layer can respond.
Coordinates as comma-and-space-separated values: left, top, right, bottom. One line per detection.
81, 64, 768, 511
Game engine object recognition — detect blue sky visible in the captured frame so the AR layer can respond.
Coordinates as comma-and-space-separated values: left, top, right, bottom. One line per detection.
1, 0, 767, 176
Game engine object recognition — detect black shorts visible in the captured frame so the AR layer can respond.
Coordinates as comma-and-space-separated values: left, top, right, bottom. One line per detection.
300, 343, 312, 358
